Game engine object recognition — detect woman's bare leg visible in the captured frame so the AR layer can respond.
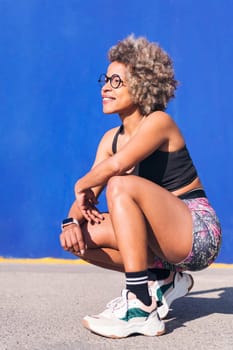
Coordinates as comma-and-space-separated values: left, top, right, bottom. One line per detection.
106, 175, 193, 272
70, 213, 156, 272
69, 214, 123, 270
77, 247, 124, 272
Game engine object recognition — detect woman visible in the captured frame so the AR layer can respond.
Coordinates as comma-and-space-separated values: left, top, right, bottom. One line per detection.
60, 35, 221, 338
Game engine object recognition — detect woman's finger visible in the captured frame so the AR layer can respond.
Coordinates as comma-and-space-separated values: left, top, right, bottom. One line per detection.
60, 233, 68, 250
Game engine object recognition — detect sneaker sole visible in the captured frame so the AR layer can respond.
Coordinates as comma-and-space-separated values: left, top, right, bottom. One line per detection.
82, 313, 165, 339
157, 273, 194, 319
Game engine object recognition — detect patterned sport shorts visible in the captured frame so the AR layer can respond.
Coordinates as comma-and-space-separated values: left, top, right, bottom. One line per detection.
152, 197, 222, 272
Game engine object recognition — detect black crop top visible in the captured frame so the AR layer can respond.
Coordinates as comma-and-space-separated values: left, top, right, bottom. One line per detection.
112, 125, 198, 192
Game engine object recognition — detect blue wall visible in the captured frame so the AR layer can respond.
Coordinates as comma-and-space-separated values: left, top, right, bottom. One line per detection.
0, 0, 232, 262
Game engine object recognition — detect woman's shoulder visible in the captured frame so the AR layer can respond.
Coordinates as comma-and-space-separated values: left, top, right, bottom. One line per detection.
148, 110, 174, 122
98, 126, 121, 151
102, 126, 121, 140
144, 111, 177, 130
99, 126, 122, 156
142, 111, 184, 150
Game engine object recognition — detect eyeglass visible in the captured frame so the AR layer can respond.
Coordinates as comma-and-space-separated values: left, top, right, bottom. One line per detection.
98, 73, 125, 89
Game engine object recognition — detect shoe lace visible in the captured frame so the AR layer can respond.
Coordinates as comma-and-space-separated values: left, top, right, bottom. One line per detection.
105, 290, 128, 312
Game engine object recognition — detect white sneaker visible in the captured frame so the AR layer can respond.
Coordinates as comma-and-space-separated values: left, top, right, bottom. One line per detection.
149, 272, 194, 319
82, 289, 165, 338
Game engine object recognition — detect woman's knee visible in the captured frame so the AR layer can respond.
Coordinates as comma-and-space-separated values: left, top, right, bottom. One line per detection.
106, 176, 129, 202
81, 214, 116, 248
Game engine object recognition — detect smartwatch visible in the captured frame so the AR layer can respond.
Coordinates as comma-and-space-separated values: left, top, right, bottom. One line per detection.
61, 217, 79, 230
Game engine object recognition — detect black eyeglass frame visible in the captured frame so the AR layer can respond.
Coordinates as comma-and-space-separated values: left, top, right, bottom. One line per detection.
98, 73, 125, 89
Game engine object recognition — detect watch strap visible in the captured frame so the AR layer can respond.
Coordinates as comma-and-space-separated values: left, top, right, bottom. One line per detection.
61, 217, 79, 229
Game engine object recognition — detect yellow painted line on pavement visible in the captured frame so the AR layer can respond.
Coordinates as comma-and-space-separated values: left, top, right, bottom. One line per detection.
0, 257, 232, 268
0, 257, 88, 264
210, 263, 233, 268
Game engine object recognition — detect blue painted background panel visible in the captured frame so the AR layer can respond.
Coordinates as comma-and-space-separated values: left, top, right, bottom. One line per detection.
0, 0, 232, 262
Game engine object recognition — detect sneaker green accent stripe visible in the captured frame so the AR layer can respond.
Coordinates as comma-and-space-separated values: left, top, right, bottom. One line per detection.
156, 282, 173, 302
120, 307, 150, 321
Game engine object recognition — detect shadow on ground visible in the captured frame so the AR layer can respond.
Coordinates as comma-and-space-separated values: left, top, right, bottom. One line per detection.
166, 286, 233, 333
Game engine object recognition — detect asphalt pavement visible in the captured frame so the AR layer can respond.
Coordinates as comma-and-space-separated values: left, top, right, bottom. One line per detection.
0, 262, 232, 350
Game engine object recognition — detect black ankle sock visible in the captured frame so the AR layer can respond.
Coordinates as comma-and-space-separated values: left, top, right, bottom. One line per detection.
148, 268, 170, 281
125, 270, 151, 306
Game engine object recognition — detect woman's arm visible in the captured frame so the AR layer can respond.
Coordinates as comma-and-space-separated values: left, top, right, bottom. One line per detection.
75, 112, 174, 194
60, 128, 117, 254
64, 127, 118, 222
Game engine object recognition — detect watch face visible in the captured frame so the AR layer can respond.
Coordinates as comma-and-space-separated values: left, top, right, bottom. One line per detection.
62, 218, 73, 225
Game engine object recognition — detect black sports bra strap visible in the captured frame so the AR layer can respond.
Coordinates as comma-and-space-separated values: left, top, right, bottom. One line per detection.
112, 125, 123, 154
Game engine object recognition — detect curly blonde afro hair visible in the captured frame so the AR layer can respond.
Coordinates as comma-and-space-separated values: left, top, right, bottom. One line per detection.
108, 35, 178, 115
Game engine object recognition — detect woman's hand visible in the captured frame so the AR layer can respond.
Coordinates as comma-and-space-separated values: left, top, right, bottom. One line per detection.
75, 188, 104, 224
60, 223, 85, 255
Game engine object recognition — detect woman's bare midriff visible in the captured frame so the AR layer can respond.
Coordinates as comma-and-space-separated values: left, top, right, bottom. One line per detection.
172, 177, 203, 197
